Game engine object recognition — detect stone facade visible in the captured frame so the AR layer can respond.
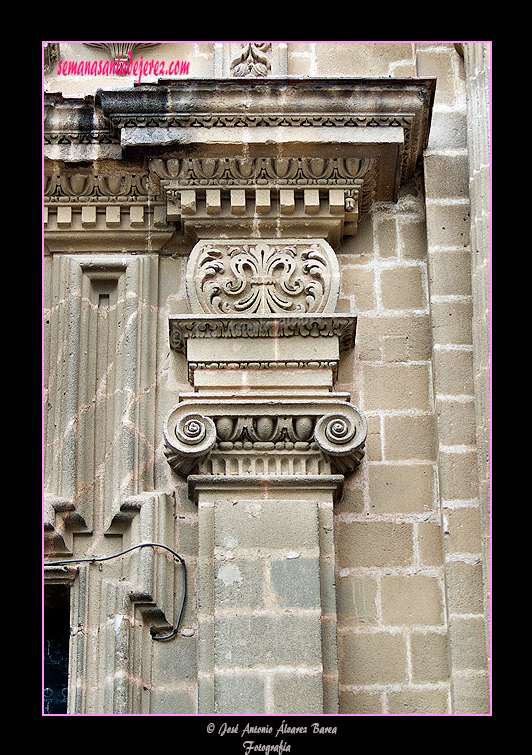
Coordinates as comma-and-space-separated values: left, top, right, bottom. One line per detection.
43, 42, 491, 716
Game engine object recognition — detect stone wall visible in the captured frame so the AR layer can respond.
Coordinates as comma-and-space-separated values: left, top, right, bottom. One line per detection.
43, 42, 490, 716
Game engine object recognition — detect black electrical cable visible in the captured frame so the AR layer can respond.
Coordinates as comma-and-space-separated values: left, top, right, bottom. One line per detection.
44, 542, 186, 641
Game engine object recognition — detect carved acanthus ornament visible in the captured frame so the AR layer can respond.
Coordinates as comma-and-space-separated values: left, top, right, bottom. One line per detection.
230, 43, 272, 77
186, 240, 340, 316
44, 43, 60, 74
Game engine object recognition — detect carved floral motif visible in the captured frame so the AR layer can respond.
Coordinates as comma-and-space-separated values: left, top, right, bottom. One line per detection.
187, 240, 340, 316
230, 43, 271, 77
44, 43, 60, 74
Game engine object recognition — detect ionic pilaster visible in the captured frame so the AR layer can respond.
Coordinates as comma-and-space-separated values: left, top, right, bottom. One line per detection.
163, 233, 366, 713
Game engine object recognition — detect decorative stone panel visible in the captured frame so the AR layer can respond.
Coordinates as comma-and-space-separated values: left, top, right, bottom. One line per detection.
230, 43, 272, 77
43, 254, 160, 537
185, 238, 340, 316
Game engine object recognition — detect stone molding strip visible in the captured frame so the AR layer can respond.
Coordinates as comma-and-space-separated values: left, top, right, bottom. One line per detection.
187, 473, 346, 505
169, 313, 357, 354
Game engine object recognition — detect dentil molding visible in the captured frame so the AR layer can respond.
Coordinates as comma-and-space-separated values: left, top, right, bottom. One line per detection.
45, 79, 434, 246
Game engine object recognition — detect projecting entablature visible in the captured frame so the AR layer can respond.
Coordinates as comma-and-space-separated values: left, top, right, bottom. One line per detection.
94, 77, 435, 246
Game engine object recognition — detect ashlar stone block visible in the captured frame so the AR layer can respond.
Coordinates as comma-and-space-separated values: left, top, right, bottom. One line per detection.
214, 613, 323, 669
339, 632, 408, 685
270, 558, 321, 609
381, 575, 444, 626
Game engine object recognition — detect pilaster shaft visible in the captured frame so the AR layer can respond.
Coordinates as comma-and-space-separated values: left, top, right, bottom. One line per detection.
193, 476, 341, 714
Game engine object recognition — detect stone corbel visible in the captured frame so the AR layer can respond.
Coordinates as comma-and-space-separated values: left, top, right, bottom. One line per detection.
44, 494, 90, 556
105, 491, 179, 636
114, 76, 435, 715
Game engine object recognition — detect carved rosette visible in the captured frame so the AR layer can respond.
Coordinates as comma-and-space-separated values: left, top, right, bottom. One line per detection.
186, 239, 340, 316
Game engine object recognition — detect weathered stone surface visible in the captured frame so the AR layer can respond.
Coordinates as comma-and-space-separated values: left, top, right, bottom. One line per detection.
44, 42, 490, 717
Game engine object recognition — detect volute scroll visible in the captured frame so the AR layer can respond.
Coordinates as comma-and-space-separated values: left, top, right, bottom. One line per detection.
163, 401, 367, 479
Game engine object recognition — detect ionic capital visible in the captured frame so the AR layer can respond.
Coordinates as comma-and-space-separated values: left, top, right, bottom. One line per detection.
163, 400, 367, 483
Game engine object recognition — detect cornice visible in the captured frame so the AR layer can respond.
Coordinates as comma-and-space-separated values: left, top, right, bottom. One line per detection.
95, 78, 434, 123
96, 77, 435, 187
43, 93, 121, 160
44, 79, 435, 183
44, 79, 434, 244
